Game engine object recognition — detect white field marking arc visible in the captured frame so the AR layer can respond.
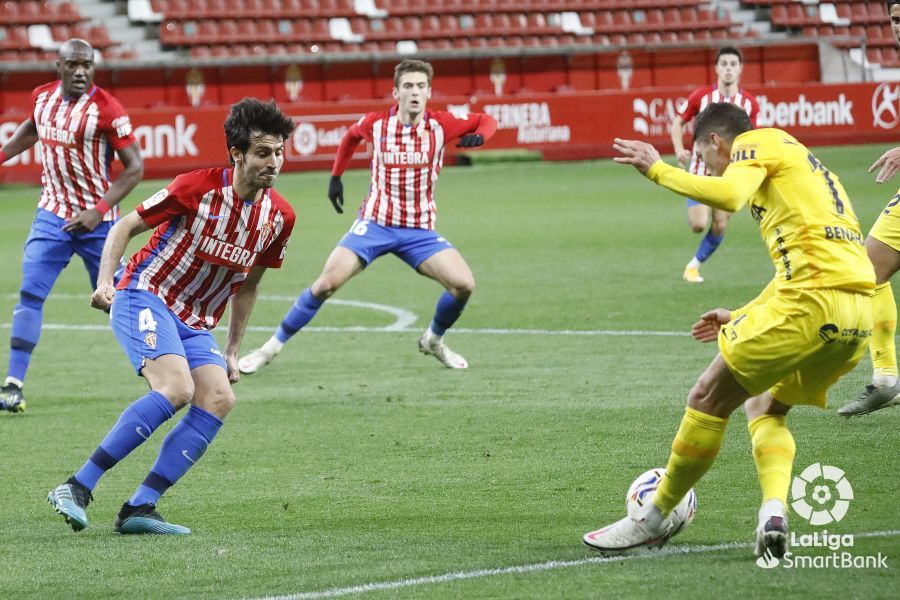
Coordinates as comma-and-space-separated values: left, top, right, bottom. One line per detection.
247, 530, 900, 600
1, 294, 417, 332
0, 293, 690, 336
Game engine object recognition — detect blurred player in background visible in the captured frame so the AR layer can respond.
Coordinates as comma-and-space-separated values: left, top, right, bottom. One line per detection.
47, 99, 295, 534
671, 47, 758, 283
584, 104, 873, 559
0, 39, 143, 413
838, 0, 900, 416
239, 59, 497, 374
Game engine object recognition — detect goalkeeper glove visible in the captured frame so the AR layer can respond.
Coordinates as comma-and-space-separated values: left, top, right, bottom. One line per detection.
328, 175, 344, 214
456, 134, 484, 148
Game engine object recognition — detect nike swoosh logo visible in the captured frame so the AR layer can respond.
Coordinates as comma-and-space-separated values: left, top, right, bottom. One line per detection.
12, 309, 25, 315
135, 426, 149, 440
181, 450, 196, 464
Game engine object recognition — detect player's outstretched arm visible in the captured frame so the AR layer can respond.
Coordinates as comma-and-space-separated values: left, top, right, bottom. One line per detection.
90, 211, 150, 310
63, 144, 144, 233
613, 138, 662, 175
692, 308, 731, 343
0, 119, 39, 164
869, 146, 900, 184
450, 112, 498, 148
225, 265, 267, 384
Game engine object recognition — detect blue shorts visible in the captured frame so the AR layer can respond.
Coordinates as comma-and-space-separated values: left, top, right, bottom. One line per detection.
686, 198, 702, 208
337, 219, 454, 268
21, 208, 114, 298
110, 288, 227, 375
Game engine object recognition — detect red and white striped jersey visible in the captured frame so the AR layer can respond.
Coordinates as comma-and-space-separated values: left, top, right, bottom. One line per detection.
118, 167, 295, 330
677, 85, 760, 176
332, 107, 497, 230
30, 81, 136, 221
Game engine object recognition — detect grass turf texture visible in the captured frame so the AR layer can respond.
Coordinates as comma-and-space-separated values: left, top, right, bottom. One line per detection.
0, 145, 897, 599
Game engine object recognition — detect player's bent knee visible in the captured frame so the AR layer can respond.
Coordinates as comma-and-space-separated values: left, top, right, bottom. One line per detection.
452, 278, 475, 300
690, 223, 705, 234
196, 388, 235, 418
312, 275, 344, 300
156, 382, 194, 409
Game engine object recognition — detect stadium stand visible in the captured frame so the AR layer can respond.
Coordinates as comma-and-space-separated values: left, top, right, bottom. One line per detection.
0, 0, 894, 70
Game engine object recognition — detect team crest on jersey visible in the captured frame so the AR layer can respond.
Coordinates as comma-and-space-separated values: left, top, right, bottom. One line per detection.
144, 331, 157, 349
255, 222, 275, 253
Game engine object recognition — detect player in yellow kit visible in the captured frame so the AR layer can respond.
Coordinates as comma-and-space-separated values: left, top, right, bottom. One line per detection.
583, 103, 874, 560
837, 0, 900, 416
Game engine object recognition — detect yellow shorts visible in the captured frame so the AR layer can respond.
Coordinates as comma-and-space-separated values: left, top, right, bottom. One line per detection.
868, 189, 900, 252
718, 288, 872, 407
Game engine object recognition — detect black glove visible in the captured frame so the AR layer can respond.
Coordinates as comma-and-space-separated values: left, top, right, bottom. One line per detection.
328, 175, 344, 214
456, 133, 484, 148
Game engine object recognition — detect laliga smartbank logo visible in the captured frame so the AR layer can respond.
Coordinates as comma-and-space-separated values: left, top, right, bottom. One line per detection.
755, 464, 888, 570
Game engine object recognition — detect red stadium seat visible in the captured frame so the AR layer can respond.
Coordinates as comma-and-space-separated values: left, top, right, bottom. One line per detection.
198, 21, 218, 44
57, 2, 80, 23
440, 14, 459, 33
771, 5, 787, 25
680, 7, 699, 24
645, 9, 664, 27
257, 19, 277, 38
219, 20, 240, 42
693, 29, 711, 42
475, 13, 493, 34
851, 3, 868, 24
659, 31, 679, 43
867, 47, 883, 64
237, 20, 256, 39
627, 32, 645, 44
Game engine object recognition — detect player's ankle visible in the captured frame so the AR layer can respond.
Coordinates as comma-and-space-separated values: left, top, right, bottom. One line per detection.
872, 374, 899, 387
262, 337, 284, 354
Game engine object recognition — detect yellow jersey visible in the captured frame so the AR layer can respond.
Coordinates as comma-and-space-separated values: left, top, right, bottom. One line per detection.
648, 128, 875, 296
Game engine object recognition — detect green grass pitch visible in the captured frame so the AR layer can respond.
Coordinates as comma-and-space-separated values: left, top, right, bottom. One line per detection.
0, 145, 897, 599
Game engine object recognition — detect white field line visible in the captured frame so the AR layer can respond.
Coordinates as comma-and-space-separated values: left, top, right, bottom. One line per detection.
247, 530, 900, 600
0, 293, 690, 336
0, 322, 692, 337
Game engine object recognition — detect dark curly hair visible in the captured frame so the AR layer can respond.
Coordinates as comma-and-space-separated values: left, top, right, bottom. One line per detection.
224, 98, 295, 165
693, 103, 753, 144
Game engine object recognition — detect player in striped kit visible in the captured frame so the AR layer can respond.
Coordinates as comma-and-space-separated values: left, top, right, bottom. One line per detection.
670, 47, 759, 283
239, 60, 497, 374
0, 39, 144, 413
47, 99, 295, 534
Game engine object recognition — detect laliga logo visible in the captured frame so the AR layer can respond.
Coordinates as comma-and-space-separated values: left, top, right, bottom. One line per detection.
790, 463, 853, 526
872, 82, 900, 130
293, 123, 318, 156
756, 548, 780, 569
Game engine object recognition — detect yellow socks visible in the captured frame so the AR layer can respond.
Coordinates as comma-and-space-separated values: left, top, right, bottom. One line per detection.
871, 281, 898, 382
748, 414, 796, 506
653, 407, 728, 515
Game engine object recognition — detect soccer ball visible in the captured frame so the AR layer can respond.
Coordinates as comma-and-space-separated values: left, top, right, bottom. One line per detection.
626, 468, 697, 537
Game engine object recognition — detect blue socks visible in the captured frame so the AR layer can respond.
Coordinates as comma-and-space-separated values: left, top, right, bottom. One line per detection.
128, 405, 223, 507
74, 391, 176, 491
8, 291, 44, 384
430, 291, 469, 336
694, 230, 724, 263
276, 288, 324, 343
